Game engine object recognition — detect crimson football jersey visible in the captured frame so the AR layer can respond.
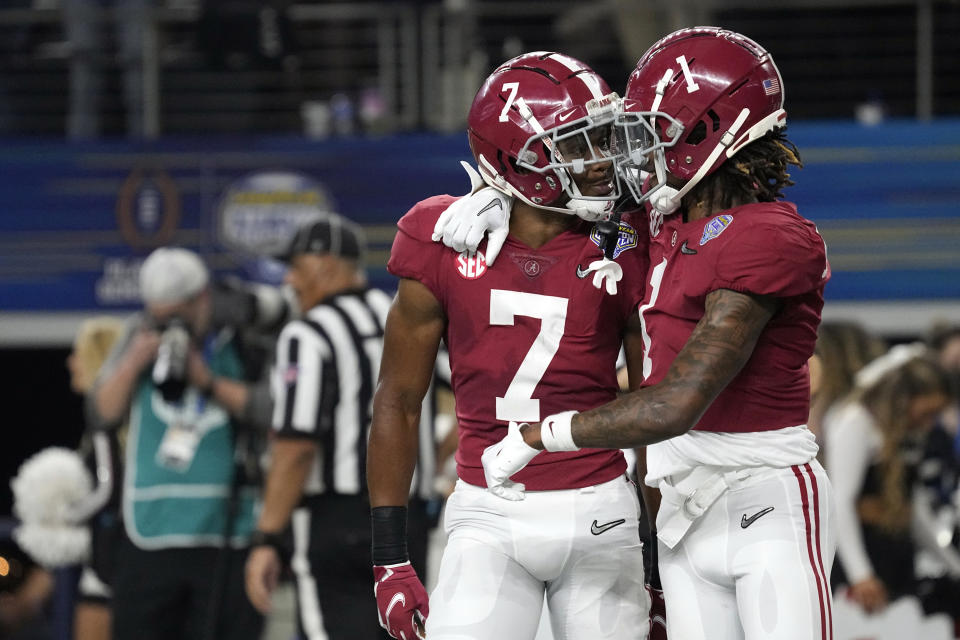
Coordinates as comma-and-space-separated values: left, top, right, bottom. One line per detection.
389, 195, 648, 490
639, 201, 829, 433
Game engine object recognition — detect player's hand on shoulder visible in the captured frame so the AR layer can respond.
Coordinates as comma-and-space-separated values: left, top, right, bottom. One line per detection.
373, 561, 428, 640
432, 161, 511, 265
481, 421, 541, 501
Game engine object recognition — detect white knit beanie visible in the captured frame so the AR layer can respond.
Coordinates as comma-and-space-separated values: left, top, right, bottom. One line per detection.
139, 247, 209, 305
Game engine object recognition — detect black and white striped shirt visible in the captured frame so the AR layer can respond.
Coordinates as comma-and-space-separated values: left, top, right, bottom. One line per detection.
271, 287, 442, 500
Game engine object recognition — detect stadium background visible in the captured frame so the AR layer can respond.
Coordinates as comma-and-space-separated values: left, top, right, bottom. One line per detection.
0, 1, 958, 637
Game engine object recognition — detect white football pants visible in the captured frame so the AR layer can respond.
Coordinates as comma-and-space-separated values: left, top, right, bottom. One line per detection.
428, 476, 649, 640
659, 462, 836, 640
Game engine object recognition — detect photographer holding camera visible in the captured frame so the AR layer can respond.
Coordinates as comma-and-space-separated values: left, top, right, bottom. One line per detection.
91, 247, 265, 640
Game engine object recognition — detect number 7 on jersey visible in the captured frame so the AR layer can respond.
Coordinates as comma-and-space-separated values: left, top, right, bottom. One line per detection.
489, 289, 568, 422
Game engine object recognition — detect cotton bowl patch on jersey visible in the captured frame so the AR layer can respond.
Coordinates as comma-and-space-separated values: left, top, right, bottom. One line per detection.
699, 214, 734, 246
589, 220, 638, 258
456, 250, 487, 280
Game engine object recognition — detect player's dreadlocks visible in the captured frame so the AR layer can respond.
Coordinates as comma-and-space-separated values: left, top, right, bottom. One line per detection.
686, 127, 802, 214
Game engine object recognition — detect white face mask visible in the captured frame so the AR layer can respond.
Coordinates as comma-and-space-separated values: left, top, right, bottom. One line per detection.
494, 92, 623, 222
611, 108, 686, 215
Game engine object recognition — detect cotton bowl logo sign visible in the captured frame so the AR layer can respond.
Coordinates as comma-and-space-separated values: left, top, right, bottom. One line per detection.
116, 166, 181, 249
589, 219, 638, 258
217, 171, 335, 257
98, 166, 181, 305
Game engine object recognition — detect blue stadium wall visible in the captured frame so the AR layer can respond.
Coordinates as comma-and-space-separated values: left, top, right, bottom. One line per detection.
0, 120, 958, 339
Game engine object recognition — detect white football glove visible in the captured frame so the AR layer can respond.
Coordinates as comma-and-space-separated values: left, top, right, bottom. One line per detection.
481, 421, 541, 501
432, 161, 511, 266
580, 258, 623, 295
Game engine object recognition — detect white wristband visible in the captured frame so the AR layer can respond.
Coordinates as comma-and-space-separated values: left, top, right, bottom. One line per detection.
540, 411, 579, 452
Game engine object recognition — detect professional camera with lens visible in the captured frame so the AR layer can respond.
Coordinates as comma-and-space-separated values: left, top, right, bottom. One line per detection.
152, 318, 191, 402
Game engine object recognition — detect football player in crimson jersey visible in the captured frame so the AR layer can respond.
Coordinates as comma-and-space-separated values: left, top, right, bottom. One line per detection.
366, 52, 653, 640
483, 28, 837, 640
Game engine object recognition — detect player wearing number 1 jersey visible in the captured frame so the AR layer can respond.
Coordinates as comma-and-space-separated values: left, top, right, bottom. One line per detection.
366, 52, 651, 640
483, 28, 837, 640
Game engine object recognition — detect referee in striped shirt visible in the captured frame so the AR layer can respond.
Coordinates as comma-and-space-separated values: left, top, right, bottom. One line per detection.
244, 215, 435, 639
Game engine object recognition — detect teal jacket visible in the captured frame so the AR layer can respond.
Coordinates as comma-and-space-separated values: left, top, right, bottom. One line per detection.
122, 331, 257, 549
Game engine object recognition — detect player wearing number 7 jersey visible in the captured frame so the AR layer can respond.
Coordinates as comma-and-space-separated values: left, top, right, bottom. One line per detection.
367, 52, 651, 640
484, 27, 837, 640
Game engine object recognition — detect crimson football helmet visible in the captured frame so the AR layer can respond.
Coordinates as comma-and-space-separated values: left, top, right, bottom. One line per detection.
467, 52, 621, 221
615, 27, 787, 214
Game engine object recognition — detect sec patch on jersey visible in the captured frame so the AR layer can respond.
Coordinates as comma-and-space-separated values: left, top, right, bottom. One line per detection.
456, 251, 487, 280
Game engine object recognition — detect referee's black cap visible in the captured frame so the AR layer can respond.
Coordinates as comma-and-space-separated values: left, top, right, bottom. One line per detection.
279, 214, 365, 263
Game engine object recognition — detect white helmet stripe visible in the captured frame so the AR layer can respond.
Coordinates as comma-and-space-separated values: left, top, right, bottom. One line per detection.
650, 69, 673, 114
768, 55, 786, 107
516, 98, 546, 135
551, 54, 604, 100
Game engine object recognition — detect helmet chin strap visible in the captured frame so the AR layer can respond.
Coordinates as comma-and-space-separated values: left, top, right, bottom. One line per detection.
476, 153, 613, 222
647, 141, 680, 215
642, 69, 684, 215
649, 107, 754, 216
